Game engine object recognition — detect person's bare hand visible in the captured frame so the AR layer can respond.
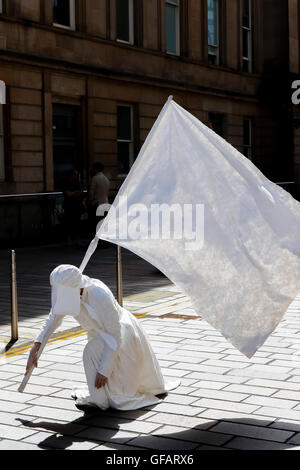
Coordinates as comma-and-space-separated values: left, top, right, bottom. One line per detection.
95, 373, 108, 389
25, 343, 40, 376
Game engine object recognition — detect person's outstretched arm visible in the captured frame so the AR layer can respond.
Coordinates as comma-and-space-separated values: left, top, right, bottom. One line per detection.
25, 310, 64, 375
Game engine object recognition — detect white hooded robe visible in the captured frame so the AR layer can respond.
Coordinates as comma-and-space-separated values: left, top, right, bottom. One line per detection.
35, 265, 178, 410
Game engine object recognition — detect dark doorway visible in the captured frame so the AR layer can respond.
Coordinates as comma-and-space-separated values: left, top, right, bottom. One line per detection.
208, 112, 225, 138
52, 104, 82, 191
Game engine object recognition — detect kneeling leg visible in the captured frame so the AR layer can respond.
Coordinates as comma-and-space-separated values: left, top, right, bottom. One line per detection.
82, 337, 110, 410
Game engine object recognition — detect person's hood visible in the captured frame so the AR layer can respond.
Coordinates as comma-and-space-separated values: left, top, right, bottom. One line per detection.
50, 264, 93, 317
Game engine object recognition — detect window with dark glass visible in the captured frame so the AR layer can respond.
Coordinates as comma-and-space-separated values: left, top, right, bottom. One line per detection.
243, 118, 253, 160
207, 0, 219, 65
53, 0, 75, 29
117, 106, 134, 175
165, 0, 180, 55
242, 0, 252, 72
52, 104, 81, 190
208, 112, 224, 137
116, 0, 134, 44
0, 104, 5, 181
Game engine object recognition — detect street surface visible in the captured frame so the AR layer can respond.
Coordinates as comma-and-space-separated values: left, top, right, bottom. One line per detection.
0, 243, 300, 450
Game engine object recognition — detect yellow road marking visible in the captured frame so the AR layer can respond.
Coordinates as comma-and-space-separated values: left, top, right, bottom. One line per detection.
135, 299, 189, 318
0, 299, 189, 359
135, 313, 152, 319
2, 329, 86, 355
0, 329, 87, 359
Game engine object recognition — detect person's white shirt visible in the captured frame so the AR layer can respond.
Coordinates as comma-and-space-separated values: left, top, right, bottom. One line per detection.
89, 172, 110, 207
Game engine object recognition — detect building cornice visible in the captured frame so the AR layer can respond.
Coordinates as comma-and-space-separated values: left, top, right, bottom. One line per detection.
0, 48, 261, 104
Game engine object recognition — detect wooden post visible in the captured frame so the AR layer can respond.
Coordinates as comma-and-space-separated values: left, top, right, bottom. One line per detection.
117, 245, 123, 307
11, 250, 19, 341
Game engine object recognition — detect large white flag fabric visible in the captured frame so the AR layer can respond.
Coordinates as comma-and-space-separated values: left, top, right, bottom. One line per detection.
97, 98, 300, 358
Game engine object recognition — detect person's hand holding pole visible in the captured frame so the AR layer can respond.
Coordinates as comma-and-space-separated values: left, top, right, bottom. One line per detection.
25, 342, 41, 376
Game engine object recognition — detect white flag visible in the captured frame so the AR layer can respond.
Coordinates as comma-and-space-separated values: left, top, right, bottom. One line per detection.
97, 98, 300, 358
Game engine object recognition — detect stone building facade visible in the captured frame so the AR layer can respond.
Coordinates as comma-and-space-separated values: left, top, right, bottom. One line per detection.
0, 0, 299, 244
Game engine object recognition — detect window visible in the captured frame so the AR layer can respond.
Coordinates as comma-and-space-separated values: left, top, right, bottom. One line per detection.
242, 0, 252, 72
52, 104, 81, 190
53, 0, 76, 30
0, 105, 4, 181
165, 0, 180, 55
243, 118, 253, 160
207, 0, 219, 65
0, 1, 3, 14
116, 0, 134, 44
208, 112, 224, 137
117, 105, 134, 175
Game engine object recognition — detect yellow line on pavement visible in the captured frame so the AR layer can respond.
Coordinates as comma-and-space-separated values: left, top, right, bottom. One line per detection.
0, 329, 87, 359
135, 313, 152, 319
135, 299, 189, 318
0, 299, 189, 359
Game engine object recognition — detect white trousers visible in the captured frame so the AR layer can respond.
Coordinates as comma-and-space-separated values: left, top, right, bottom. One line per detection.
79, 336, 110, 410
74, 333, 181, 411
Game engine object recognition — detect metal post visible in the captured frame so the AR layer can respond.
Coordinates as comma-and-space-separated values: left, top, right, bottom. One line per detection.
117, 245, 123, 307
11, 250, 19, 341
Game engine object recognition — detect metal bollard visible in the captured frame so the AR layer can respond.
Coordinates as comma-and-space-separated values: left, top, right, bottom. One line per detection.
117, 245, 123, 307
11, 250, 19, 341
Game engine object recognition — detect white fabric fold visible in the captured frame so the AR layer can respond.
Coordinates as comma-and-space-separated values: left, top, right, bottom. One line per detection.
81, 302, 118, 351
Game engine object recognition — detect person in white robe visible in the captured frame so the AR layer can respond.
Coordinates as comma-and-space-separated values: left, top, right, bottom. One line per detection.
25, 265, 179, 411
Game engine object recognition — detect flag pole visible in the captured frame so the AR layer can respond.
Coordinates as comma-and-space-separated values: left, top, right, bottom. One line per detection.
117, 245, 123, 307
11, 250, 19, 341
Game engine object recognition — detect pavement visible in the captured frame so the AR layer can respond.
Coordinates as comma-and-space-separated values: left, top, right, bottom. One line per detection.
1, 243, 300, 450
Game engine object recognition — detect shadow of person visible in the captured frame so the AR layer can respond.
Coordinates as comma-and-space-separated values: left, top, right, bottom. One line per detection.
17, 413, 139, 450
17, 416, 88, 437
17, 411, 300, 451
37, 433, 103, 450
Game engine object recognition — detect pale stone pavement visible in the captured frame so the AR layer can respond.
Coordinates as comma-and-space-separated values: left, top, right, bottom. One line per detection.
1, 244, 300, 450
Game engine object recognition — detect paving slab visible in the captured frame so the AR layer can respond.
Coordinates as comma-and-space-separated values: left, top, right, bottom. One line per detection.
209, 421, 294, 442
225, 437, 294, 450
0, 439, 43, 450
